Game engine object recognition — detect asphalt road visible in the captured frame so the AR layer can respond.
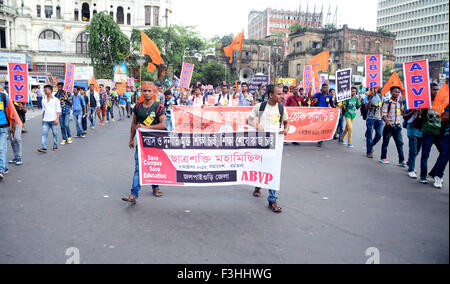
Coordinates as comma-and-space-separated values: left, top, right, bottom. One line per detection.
0, 108, 448, 264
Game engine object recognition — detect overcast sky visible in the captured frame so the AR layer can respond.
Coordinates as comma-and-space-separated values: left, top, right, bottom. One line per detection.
172, 0, 378, 39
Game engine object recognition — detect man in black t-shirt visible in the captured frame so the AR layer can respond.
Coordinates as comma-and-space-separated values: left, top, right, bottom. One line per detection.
122, 82, 167, 204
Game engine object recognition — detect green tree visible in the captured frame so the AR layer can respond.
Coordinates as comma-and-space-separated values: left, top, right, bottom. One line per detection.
289, 23, 308, 34
87, 12, 130, 79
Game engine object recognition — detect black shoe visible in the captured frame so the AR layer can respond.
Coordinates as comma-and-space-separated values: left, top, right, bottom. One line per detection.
317, 141, 323, 147
268, 202, 282, 213
37, 148, 47, 153
53, 146, 58, 151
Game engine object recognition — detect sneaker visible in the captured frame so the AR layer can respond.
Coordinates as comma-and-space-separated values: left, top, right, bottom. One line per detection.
112, 118, 115, 122
53, 146, 58, 151
347, 144, 354, 148
4, 169, 8, 174
379, 159, 390, 164
60, 140, 66, 145
91, 127, 95, 130
434, 177, 443, 189
398, 161, 407, 168
81, 134, 86, 138
419, 179, 428, 184
0, 173, 4, 180
37, 148, 47, 153
15, 158, 22, 165
67, 137, 73, 144
338, 140, 345, 144
408, 171, 417, 179
9, 158, 17, 164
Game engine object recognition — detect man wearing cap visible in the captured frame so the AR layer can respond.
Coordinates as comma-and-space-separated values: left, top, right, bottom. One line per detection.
122, 82, 167, 203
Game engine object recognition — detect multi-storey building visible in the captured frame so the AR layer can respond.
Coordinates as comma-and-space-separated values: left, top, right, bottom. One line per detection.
287, 25, 396, 84
377, 0, 449, 64
0, 0, 173, 77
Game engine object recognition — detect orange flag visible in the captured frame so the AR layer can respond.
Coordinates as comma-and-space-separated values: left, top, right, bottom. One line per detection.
381, 71, 406, 97
224, 30, 244, 64
116, 82, 126, 95
89, 76, 100, 93
432, 83, 449, 116
141, 32, 164, 66
147, 63, 157, 73
309, 51, 329, 72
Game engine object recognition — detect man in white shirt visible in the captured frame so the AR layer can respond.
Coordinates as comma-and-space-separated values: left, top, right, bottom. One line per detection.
215, 85, 232, 106
86, 84, 100, 129
247, 84, 289, 213
38, 85, 61, 153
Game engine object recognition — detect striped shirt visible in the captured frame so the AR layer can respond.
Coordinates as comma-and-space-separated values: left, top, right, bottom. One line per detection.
382, 99, 403, 125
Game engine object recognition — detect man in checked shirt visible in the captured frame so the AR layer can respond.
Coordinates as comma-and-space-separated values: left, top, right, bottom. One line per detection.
379, 86, 407, 167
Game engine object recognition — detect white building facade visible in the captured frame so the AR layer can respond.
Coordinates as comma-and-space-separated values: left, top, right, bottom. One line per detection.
377, 0, 449, 64
0, 0, 173, 76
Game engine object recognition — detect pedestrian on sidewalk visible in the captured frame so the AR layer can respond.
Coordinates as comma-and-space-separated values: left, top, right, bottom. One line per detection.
38, 85, 61, 153
247, 84, 289, 213
55, 82, 73, 145
122, 81, 167, 203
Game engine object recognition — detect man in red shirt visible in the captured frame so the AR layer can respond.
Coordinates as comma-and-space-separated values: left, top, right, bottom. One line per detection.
285, 87, 307, 107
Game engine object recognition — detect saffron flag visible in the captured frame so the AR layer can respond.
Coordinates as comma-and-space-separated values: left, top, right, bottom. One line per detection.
141, 32, 164, 66
365, 55, 383, 89
403, 59, 432, 109
63, 63, 75, 94
89, 76, 100, 93
381, 71, 406, 97
7, 63, 29, 103
309, 51, 329, 72
147, 63, 157, 73
432, 83, 449, 116
224, 30, 244, 64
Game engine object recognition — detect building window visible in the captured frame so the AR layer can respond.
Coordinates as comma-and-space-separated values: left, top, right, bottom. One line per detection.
127, 13, 131, 25
117, 6, 124, 24
153, 7, 159, 26
110, 11, 114, 18
365, 41, 370, 52
1, 28, 6, 49
76, 32, 89, 55
93, 10, 97, 16
145, 6, 151, 25
37, 5, 41, 17
296, 64, 301, 75
351, 40, 358, 51
74, 9, 79, 21
56, 6, 61, 19
82, 2, 90, 22
375, 42, 380, 53
39, 30, 60, 40
45, 5, 53, 19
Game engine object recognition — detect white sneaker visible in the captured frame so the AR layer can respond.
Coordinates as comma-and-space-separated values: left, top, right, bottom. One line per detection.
408, 171, 417, 179
434, 177, 443, 189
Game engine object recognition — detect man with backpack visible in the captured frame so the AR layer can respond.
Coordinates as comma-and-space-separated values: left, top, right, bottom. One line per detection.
122, 82, 167, 204
364, 88, 384, 159
247, 84, 290, 213
379, 86, 406, 166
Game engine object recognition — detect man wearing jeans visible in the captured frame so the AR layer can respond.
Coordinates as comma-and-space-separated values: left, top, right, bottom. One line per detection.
71, 87, 86, 138
38, 85, 61, 153
429, 106, 449, 188
380, 87, 406, 166
364, 88, 384, 159
55, 82, 73, 145
87, 84, 99, 130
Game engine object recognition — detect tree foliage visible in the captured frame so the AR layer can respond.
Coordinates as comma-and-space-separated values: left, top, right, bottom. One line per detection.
87, 12, 130, 79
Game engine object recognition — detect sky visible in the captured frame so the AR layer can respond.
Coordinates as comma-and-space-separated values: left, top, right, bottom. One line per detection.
172, 0, 378, 39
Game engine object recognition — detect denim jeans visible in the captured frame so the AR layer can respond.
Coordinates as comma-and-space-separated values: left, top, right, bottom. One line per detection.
337, 113, 345, 139
119, 105, 126, 120
131, 147, 158, 198
429, 133, 449, 179
407, 135, 422, 172
89, 107, 97, 127
82, 115, 87, 132
73, 111, 83, 136
365, 118, 384, 155
42, 121, 59, 149
59, 113, 72, 141
107, 106, 114, 122
166, 116, 172, 131
0, 127, 8, 173
268, 189, 278, 203
420, 132, 443, 179
37, 96, 43, 109
10, 124, 22, 159
381, 125, 405, 162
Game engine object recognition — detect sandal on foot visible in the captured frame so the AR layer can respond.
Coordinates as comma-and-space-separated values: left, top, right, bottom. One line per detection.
253, 187, 262, 197
153, 188, 163, 197
268, 202, 282, 213
122, 195, 137, 203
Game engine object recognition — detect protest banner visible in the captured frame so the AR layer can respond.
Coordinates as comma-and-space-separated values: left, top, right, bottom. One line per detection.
74, 66, 94, 81
335, 68, 352, 102
275, 78, 297, 87
128, 78, 135, 87
137, 130, 284, 190
302, 66, 314, 94
7, 63, 29, 103
403, 59, 432, 109
173, 106, 339, 142
365, 55, 383, 88
114, 62, 128, 83
63, 63, 75, 94
179, 62, 195, 89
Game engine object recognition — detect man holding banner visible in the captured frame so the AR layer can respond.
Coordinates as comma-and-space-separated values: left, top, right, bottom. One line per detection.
122, 82, 167, 203
247, 84, 289, 213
